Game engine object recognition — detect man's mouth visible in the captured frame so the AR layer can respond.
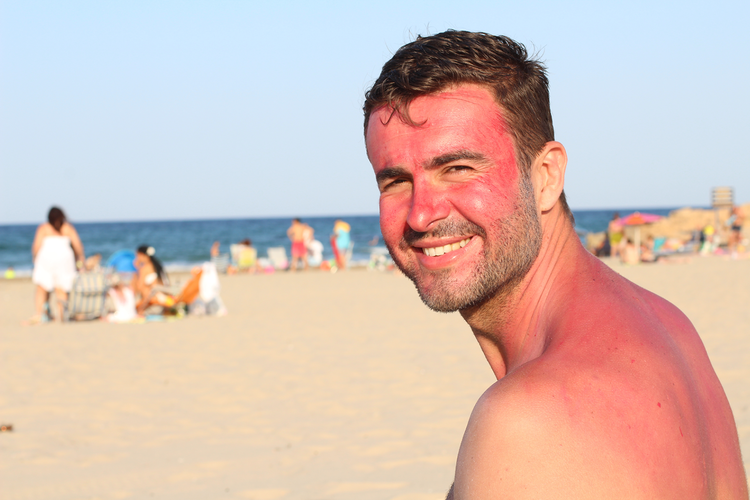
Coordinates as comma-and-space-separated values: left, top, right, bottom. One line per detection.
420, 237, 471, 257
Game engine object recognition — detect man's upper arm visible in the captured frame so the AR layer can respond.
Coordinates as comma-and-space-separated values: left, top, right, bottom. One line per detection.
452, 381, 632, 500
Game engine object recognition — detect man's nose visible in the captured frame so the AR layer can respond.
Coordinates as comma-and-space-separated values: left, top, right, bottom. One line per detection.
406, 182, 450, 233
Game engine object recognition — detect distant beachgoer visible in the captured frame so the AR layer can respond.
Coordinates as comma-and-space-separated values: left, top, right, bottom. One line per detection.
287, 218, 310, 271
210, 241, 230, 274
4, 266, 15, 279
307, 239, 324, 267
620, 238, 640, 265
593, 233, 611, 258
728, 206, 745, 258
640, 235, 658, 263
608, 212, 623, 258
132, 245, 173, 314
331, 219, 351, 270
701, 224, 716, 255
84, 253, 102, 272
230, 239, 260, 273
303, 224, 314, 247
104, 274, 137, 323
28, 207, 85, 323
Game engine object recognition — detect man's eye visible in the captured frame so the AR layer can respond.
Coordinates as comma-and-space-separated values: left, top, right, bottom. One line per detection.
448, 165, 472, 172
382, 178, 408, 190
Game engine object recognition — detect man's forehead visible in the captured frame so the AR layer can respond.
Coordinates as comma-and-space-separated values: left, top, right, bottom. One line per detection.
371, 85, 502, 127
365, 85, 511, 163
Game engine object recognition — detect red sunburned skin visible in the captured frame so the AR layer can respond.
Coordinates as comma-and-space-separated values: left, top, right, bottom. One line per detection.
366, 84, 522, 293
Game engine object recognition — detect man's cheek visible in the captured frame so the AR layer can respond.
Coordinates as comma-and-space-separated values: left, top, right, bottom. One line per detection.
379, 198, 409, 247
454, 181, 517, 218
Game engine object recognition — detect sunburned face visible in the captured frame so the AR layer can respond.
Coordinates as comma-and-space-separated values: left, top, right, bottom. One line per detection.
366, 85, 542, 312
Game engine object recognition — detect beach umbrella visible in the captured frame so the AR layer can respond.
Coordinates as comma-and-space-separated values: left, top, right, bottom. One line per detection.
106, 250, 137, 272
620, 212, 664, 226
620, 212, 664, 260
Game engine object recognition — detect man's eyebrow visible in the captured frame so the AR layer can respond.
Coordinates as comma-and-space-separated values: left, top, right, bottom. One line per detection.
426, 150, 489, 169
376, 167, 410, 184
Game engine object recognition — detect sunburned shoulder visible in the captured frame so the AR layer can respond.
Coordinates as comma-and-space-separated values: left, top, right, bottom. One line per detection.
453, 361, 708, 499
451, 309, 748, 500
449, 260, 747, 499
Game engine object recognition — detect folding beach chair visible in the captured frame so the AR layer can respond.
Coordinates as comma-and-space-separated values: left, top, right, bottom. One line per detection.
68, 271, 110, 320
211, 253, 230, 274
266, 247, 289, 270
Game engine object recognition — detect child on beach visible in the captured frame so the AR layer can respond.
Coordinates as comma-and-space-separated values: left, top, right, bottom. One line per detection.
104, 274, 137, 323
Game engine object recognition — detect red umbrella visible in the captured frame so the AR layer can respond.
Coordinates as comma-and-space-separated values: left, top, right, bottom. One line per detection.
619, 212, 664, 262
620, 212, 664, 226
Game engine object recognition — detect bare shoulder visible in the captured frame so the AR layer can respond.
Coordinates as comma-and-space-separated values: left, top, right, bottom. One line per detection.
35, 222, 53, 235
61, 222, 79, 237
453, 348, 747, 499
451, 267, 749, 499
453, 365, 638, 499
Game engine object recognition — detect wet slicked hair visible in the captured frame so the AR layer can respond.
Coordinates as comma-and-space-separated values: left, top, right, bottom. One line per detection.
364, 30, 572, 221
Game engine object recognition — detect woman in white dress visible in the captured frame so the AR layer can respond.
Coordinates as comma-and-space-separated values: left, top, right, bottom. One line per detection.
29, 207, 85, 323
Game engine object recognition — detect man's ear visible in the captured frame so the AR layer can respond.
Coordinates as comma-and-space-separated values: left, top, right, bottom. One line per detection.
533, 141, 567, 213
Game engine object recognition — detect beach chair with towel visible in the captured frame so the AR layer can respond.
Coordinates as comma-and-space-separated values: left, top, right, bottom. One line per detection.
266, 247, 289, 270
211, 253, 230, 274
68, 271, 110, 320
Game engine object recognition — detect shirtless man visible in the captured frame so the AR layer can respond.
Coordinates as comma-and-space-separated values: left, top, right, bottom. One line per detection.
287, 218, 310, 271
364, 31, 747, 499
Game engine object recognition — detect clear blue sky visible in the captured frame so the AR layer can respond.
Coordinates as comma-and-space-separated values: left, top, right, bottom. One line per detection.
1, 0, 748, 223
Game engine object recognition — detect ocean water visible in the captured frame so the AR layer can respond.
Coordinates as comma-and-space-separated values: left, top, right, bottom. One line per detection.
0, 208, 682, 273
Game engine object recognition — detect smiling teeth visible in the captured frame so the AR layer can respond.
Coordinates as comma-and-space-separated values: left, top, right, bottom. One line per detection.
422, 238, 470, 257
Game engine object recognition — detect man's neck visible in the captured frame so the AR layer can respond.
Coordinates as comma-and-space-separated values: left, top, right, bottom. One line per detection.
459, 207, 583, 379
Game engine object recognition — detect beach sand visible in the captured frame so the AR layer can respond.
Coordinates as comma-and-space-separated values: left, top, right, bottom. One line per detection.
1, 257, 748, 499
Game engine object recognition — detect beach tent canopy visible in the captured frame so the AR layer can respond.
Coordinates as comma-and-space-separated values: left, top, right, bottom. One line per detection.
106, 250, 137, 272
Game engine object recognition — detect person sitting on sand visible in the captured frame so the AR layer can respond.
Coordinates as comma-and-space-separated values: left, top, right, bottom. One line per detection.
132, 245, 174, 315
83, 253, 102, 272
619, 238, 640, 265
28, 207, 85, 323
639, 235, 658, 263
104, 274, 137, 323
230, 239, 261, 273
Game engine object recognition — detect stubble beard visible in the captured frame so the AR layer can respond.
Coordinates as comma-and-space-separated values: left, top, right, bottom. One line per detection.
386, 176, 543, 313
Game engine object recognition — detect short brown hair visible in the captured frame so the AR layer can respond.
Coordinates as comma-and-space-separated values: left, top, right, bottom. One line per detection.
364, 30, 572, 221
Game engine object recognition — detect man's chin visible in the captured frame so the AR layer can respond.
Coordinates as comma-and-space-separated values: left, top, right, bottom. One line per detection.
408, 270, 479, 313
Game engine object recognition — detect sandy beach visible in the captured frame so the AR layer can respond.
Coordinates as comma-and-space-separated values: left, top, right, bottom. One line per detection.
1, 257, 748, 499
